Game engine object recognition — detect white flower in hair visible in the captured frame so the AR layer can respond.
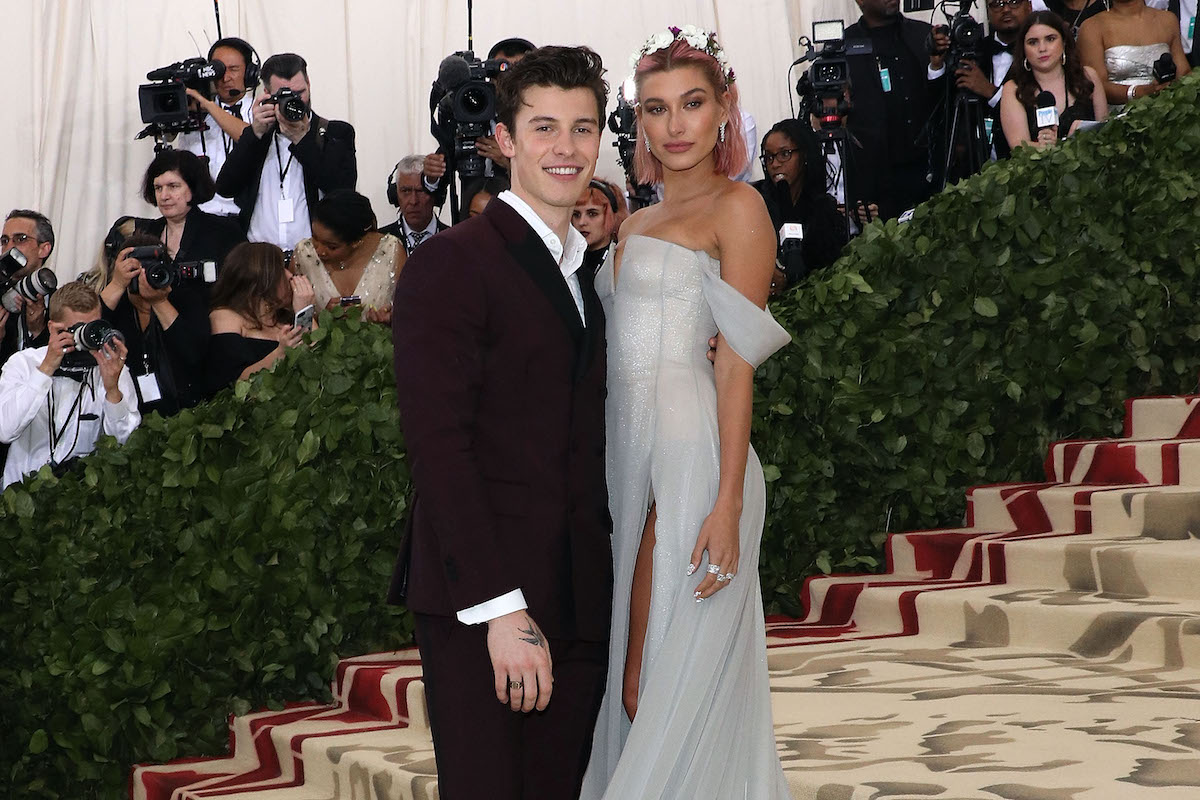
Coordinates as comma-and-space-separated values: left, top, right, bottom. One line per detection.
680, 25, 709, 51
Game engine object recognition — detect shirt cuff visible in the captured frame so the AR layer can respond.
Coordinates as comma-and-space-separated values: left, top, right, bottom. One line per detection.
457, 588, 527, 625
989, 87, 1003, 108
928, 64, 946, 80
423, 174, 440, 193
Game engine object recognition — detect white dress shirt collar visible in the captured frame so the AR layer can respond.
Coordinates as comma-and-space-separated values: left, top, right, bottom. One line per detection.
496, 190, 587, 279
401, 215, 439, 242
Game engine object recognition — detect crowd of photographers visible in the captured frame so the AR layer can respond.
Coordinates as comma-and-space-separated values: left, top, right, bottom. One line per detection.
0, 0, 1194, 488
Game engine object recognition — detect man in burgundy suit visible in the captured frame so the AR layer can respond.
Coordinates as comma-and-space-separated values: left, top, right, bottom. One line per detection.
389, 47, 612, 799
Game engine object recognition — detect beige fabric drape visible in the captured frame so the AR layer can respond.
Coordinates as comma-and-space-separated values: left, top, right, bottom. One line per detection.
0, 1, 864, 278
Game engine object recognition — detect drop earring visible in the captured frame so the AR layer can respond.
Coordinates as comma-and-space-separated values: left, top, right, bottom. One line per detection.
644, 136, 651, 153
719, 122, 726, 143
1061, 53, 1066, 65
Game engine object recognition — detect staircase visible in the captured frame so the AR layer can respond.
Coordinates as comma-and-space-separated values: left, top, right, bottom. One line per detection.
133, 394, 1200, 799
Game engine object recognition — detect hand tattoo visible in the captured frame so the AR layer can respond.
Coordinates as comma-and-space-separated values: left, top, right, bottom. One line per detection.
518, 618, 545, 649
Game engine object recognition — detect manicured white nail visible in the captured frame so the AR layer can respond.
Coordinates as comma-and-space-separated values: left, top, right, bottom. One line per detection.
686, 564, 696, 576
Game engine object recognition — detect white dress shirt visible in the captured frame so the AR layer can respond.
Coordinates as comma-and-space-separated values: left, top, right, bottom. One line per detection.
454, 189, 588, 627
1181, 0, 1197, 54
0, 348, 140, 489
247, 132, 312, 250
177, 98, 255, 216
989, 34, 1017, 109
400, 215, 440, 253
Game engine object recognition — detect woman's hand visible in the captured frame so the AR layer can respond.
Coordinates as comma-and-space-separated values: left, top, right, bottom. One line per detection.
688, 501, 741, 601
324, 296, 342, 312
288, 272, 316, 312
274, 324, 304, 350
110, 247, 143, 290
365, 305, 392, 325
1035, 126, 1058, 149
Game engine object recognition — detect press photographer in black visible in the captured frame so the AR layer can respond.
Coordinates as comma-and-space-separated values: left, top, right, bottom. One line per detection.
844, 0, 949, 218
753, 119, 847, 292
99, 234, 211, 416
216, 53, 357, 249
951, 0, 1033, 160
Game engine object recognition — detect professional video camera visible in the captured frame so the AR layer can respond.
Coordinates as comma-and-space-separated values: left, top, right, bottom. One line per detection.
137, 58, 226, 134
794, 21, 853, 140
263, 87, 309, 122
606, 78, 656, 211
125, 245, 217, 295
431, 51, 508, 180
0, 248, 58, 314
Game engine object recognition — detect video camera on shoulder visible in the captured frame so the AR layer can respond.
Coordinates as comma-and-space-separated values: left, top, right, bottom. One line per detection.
137, 58, 226, 136
125, 245, 216, 295
795, 21, 854, 141
431, 50, 507, 179
263, 87, 309, 122
0, 247, 58, 313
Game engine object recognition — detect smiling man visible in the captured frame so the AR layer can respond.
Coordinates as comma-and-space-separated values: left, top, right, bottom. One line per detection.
389, 46, 611, 800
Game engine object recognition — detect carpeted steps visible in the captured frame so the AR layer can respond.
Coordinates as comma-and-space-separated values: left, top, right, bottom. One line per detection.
133, 394, 1200, 799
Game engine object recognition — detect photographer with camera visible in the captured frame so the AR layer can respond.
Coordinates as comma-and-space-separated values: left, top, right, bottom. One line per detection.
0, 281, 139, 489
1078, 0, 1191, 109
173, 37, 259, 218
423, 37, 534, 221
380, 155, 449, 254
0, 210, 56, 370
844, 0, 949, 218
215, 53, 357, 250
99, 234, 211, 416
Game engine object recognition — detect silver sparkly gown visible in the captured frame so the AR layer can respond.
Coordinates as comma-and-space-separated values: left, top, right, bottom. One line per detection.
581, 235, 793, 799
1105, 43, 1170, 112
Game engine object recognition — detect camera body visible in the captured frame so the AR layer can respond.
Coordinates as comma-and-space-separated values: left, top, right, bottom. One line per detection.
138, 58, 226, 132
796, 22, 854, 141
57, 320, 126, 372
0, 247, 58, 313
125, 245, 216, 294
264, 87, 309, 122
450, 53, 502, 178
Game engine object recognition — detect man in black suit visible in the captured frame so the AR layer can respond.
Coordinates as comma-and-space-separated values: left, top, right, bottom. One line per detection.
845, 0, 949, 219
389, 46, 611, 800
215, 53, 356, 250
379, 155, 448, 254
953, 0, 1033, 161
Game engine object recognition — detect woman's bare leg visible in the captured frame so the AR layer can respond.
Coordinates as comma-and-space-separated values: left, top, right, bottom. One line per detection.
623, 504, 656, 722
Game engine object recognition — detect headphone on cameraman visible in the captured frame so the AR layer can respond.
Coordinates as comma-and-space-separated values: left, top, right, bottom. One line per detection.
207, 36, 262, 91
386, 162, 403, 207
589, 180, 620, 214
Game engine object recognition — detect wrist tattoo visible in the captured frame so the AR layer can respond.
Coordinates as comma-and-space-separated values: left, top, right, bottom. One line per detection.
517, 618, 545, 649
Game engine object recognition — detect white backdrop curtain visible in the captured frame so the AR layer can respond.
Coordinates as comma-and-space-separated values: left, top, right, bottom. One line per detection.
0, 0, 861, 279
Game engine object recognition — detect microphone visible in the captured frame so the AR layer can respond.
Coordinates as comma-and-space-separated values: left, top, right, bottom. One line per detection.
1035, 90, 1058, 130
436, 55, 472, 93
778, 222, 807, 286
1152, 53, 1177, 84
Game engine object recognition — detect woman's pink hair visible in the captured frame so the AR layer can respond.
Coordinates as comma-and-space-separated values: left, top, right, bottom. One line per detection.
633, 37, 747, 185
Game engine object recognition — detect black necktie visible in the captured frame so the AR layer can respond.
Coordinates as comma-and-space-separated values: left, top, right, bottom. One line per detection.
226, 102, 242, 117
410, 231, 429, 251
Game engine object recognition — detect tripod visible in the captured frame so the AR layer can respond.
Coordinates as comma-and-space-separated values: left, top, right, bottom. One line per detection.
938, 82, 991, 190
814, 124, 857, 242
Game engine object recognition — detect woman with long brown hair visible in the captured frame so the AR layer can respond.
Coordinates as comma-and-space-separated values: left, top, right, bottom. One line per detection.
200, 241, 315, 397
1000, 11, 1108, 149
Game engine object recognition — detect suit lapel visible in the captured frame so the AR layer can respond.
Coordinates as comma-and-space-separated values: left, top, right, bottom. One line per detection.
574, 264, 603, 383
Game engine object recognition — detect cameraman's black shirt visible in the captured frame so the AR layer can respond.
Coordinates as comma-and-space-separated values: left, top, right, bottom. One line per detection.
849, 18, 932, 167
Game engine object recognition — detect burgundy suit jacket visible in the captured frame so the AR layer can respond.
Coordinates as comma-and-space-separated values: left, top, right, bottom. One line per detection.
389, 199, 612, 643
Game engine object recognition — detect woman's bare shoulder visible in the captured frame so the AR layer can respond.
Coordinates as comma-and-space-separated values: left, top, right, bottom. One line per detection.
209, 307, 246, 334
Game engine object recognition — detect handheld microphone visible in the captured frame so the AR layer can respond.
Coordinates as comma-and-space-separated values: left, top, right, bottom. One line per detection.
436, 55, 472, 93
1152, 53, 1177, 84
778, 222, 807, 286
1035, 90, 1058, 130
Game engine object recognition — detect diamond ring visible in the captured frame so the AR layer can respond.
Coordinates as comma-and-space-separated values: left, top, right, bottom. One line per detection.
707, 564, 722, 575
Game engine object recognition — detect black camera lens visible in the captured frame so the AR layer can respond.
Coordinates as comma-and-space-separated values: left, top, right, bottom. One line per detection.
70, 320, 125, 352
144, 263, 176, 290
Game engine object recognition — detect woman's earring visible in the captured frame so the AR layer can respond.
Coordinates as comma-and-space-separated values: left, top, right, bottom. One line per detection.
1061, 53, 1066, 66
644, 136, 651, 153
1024, 58, 1030, 71
719, 122, 726, 143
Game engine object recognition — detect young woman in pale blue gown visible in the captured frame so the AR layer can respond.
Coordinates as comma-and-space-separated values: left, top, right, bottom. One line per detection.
582, 27, 793, 800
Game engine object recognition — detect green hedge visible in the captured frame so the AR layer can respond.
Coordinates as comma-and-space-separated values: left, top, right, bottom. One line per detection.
755, 72, 1200, 611
1, 312, 414, 797
3, 75, 1200, 797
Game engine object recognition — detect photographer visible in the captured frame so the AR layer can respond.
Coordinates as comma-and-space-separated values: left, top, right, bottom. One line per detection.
952, 0, 1033, 160
380, 155, 448, 254
0, 281, 139, 489
0, 210, 55, 369
100, 234, 211, 416
215, 53, 357, 250
174, 37, 258, 217
844, 0, 949, 218
422, 37, 534, 219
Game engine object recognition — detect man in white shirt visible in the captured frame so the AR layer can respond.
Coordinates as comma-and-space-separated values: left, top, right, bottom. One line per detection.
0, 281, 140, 489
389, 45, 609, 800
379, 155, 447, 254
215, 53, 357, 251
175, 37, 258, 217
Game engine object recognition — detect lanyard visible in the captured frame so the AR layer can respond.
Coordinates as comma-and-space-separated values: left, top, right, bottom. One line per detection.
273, 134, 296, 195
46, 373, 92, 466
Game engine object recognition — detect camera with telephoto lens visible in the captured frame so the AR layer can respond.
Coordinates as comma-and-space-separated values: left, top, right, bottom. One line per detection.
795, 22, 853, 141
1, 247, 58, 312
125, 245, 216, 294
137, 58, 226, 133
57, 320, 126, 373
263, 87, 309, 122
927, 0, 985, 72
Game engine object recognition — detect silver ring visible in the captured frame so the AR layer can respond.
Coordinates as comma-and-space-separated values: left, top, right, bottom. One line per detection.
707, 564, 721, 575
721, 573, 735, 582
716, 574, 729, 583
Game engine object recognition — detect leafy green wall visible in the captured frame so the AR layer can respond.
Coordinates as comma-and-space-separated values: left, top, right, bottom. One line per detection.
3, 74, 1199, 796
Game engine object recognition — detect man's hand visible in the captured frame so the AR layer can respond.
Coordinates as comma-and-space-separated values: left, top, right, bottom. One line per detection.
92, 339, 129, 401
185, 87, 215, 114
250, 94, 277, 138
423, 152, 447, 182
486, 611, 553, 713
0, 307, 9, 344
854, 202, 881, 226
38, 322, 75, 376
475, 135, 510, 170
929, 28, 951, 71
278, 111, 311, 145
955, 60, 996, 99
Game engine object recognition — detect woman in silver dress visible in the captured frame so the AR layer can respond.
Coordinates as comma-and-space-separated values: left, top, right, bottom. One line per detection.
582, 26, 793, 800
1077, 0, 1191, 110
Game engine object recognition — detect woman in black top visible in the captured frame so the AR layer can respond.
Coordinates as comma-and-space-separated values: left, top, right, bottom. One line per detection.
99, 233, 211, 416
752, 119, 847, 292
1000, 12, 1109, 149
201, 242, 315, 399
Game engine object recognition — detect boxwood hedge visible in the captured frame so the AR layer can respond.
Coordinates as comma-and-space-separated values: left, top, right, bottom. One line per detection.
3, 74, 1199, 797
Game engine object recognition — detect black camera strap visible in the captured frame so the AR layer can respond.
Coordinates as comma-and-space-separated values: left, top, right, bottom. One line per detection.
46, 369, 93, 468
273, 134, 297, 194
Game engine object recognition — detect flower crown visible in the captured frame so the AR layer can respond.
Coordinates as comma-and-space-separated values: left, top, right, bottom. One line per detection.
629, 25, 735, 85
